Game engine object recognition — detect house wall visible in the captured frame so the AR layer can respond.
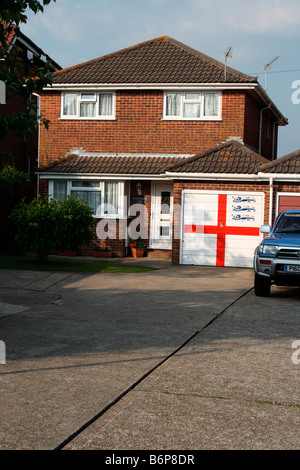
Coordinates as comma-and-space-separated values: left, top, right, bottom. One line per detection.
244, 93, 278, 159
38, 89, 272, 167
40, 177, 300, 262
0, 42, 41, 193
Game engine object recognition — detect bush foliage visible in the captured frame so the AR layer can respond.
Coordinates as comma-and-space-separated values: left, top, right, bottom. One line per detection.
10, 195, 94, 262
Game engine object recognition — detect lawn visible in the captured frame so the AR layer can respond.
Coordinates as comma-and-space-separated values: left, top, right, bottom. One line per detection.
0, 255, 155, 273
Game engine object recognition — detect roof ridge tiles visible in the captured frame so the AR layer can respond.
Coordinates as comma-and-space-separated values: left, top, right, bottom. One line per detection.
258, 149, 300, 172
165, 140, 269, 173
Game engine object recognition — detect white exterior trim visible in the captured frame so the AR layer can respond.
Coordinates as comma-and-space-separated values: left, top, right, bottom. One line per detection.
39, 173, 169, 181
257, 172, 300, 181
165, 172, 261, 181
43, 83, 258, 92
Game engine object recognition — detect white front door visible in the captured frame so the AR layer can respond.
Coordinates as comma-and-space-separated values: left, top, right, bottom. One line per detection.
150, 183, 173, 249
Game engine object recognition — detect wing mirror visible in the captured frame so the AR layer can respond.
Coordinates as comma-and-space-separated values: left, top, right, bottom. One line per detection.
260, 224, 271, 234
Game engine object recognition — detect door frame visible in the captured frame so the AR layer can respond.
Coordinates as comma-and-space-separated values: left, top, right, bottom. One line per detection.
149, 182, 173, 249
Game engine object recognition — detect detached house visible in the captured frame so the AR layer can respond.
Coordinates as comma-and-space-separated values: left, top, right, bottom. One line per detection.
38, 36, 300, 267
0, 23, 61, 194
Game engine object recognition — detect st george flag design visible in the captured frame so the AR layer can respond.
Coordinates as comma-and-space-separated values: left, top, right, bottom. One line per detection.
182, 192, 263, 267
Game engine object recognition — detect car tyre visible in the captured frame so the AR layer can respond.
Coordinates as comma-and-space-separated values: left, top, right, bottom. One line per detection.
254, 273, 271, 297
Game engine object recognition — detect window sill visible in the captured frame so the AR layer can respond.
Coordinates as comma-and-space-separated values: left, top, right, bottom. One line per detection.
162, 117, 222, 121
93, 215, 127, 219
59, 117, 116, 121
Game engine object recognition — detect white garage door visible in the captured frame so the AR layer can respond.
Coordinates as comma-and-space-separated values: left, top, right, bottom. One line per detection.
181, 190, 264, 267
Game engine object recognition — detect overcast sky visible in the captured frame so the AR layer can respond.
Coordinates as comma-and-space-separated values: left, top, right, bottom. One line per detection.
22, 0, 300, 157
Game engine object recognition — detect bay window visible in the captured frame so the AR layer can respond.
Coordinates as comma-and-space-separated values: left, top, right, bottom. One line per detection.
61, 92, 115, 119
50, 180, 123, 217
164, 91, 221, 120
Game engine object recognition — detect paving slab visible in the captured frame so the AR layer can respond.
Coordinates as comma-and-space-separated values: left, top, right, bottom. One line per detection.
64, 284, 300, 451
0, 265, 253, 450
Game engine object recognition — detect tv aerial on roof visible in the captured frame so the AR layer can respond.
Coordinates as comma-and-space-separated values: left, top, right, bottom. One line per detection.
263, 56, 280, 90
222, 47, 233, 81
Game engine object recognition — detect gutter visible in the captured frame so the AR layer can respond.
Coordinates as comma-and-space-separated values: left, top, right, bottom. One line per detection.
43, 83, 258, 91
269, 176, 273, 225
38, 172, 169, 181
257, 172, 300, 182
164, 172, 260, 181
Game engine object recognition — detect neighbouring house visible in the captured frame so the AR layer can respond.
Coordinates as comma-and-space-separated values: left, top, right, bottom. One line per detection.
37, 36, 300, 267
0, 23, 61, 198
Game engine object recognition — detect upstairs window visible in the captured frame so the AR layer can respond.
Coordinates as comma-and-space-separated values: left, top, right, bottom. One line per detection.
163, 91, 221, 120
61, 92, 115, 119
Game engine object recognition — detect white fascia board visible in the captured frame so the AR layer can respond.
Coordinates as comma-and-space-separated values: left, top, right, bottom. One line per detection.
38, 173, 168, 181
257, 172, 300, 182
43, 83, 258, 92
164, 172, 260, 181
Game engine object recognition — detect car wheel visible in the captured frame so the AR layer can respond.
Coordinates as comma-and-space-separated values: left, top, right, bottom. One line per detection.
254, 273, 271, 296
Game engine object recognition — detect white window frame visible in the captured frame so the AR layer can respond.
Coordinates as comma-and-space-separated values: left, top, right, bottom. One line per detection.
49, 179, 125, 218
60, 91, 116, 120
163, 91, 222, 121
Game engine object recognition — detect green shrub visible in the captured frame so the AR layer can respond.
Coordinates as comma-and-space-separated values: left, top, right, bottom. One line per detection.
10, 195, 94, 263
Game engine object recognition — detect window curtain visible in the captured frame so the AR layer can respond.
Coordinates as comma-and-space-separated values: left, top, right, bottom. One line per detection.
99, 93, 113, 115
166, 93, 180, 116
104, 182, 118, 215
63, 94, 77, 115
204, 93, 218, 116
183, 103, 200, 118
53, 181, 67, 200
71, 190, 101, 214
80, 102, 96, 117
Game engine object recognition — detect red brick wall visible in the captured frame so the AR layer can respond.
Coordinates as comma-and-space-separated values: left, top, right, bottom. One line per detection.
244, 93, 277, 159
0, 46, 39, 182
39, 90, 254, 167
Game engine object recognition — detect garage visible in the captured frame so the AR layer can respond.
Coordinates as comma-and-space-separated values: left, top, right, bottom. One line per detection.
180, 190, 264, 267
276, 193, 300, 214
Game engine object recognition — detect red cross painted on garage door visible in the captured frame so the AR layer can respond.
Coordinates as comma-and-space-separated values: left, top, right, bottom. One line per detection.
184, 194, 260, 266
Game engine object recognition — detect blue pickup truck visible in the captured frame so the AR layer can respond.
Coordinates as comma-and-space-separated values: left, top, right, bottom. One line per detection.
253, 209, 300, 296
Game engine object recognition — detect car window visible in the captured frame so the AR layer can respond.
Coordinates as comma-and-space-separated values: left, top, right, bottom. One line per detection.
274, 213, 300, 233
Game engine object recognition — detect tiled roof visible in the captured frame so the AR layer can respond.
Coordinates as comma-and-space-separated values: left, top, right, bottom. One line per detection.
165, 141, 269, 174
39, 143, 300, 177
259, 149, 300, 174
40, 154, 190, 175
52, 36, 257, 85
1, 22, 61, 70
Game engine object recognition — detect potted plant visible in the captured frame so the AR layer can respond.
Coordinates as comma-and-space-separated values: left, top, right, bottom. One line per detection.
57, 249, 77, 257
92, 246, 113, 258
130, 237, 146, 258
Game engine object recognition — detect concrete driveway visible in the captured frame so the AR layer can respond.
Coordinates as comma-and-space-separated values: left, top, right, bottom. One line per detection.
0, 262, 299, 450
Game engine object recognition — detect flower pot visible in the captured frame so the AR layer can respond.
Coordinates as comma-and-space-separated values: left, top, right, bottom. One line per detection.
131, 247, 145, 258
92, 251, 112, 258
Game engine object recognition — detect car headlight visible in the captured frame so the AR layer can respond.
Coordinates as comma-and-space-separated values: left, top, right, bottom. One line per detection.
259, 244, 279, 255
